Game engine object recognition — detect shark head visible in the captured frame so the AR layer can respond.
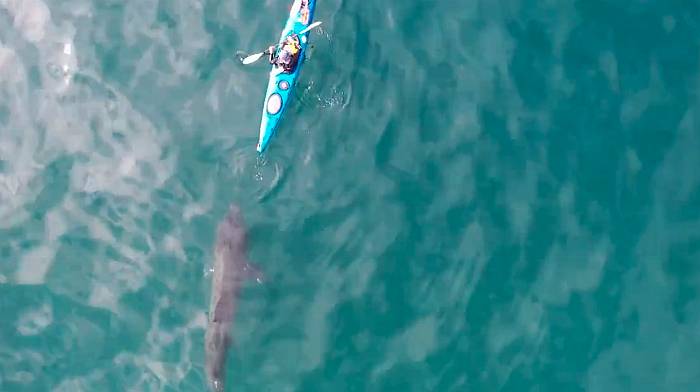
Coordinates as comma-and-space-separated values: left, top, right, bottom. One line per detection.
224, 204, 244, 227
216, 204, 248, 249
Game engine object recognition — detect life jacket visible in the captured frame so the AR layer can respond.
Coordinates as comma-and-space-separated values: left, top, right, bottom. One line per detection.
284, 37, 300, 55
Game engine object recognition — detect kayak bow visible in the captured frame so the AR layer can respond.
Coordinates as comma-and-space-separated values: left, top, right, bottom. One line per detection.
256, 0, 317, 153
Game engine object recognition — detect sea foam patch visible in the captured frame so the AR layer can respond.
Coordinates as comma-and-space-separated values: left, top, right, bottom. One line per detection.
0, 0, 51, 43
16, 302, 53, 336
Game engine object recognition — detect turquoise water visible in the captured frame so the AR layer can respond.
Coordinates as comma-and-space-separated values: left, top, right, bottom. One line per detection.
1, 0, 700, 390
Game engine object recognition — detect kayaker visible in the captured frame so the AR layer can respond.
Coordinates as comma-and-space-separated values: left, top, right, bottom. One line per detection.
268, 35, 301, 72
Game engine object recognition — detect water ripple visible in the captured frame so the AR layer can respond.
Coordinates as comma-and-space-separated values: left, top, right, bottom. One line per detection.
1, 0, 700, 391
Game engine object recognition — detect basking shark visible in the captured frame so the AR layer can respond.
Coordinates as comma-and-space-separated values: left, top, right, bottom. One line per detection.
205, 205, 261, 391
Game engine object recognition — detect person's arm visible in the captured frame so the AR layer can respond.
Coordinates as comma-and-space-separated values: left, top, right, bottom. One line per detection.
268, 46, 276, 64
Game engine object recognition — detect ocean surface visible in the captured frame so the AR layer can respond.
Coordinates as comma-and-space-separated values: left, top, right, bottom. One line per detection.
1, 0, 700, 390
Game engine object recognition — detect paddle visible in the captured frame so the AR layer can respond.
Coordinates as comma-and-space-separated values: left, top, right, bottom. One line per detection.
242, 21, 323, 65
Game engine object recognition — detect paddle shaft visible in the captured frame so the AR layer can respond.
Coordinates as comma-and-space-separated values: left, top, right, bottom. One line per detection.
267, 21, 321, 54
242, 21, 321, 65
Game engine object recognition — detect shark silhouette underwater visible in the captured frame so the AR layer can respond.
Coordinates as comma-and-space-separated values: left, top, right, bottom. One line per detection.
204, 204, 263, 391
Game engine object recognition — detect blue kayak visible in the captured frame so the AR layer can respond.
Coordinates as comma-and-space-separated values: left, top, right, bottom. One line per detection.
256, 0, 317, 153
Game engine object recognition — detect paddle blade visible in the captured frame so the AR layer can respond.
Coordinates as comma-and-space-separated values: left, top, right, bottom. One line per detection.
299, 21, 322, 35
241, 21, 321, 66
242, 52, 265, 65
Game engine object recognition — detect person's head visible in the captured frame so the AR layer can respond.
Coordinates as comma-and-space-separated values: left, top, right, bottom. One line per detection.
278, 49, 292, 64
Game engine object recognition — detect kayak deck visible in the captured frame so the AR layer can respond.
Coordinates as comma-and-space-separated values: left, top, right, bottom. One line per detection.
256, 0, 317, 153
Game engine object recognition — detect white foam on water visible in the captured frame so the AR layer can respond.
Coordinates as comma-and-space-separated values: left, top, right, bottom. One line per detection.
5, 370, 34, 385
44, 207, 68, 241
190, 311, 208, 329
0, 2, 210, 390
59, 198, 112, 242
13, 65, 173, 302
652, 108, 700, 202
51, 369, 105, 392
88, 254, 153, 313
0, 0, 78, 90
425, 154, 476, 219
0, 44, 39, 223
4, 4, 172, 199
162, 233, 187, 260
63, 86, 176, 200
120, 0, 211, 86
52, 379, 86, 392
0, 350, 44, 386
0, 0, 51, 43
626, 148, 642, 174
13, 191, 156, 292
107, 301, 203, 389
372, 316, 438, 379
1, 0, 174, 282
505, 161, 538, 241
662, 15, 676, 32
300, 275, 337, 371
14, 245, 54, 285
394, 316, 438, 362
599, 51, 620, 92
534, 234, 610, 306
475, 23, 514, 88
16, 302, 53, 336
486, 295, 546, 389
344, 257, 376, 299
13, 208, 66, 285
454, 221, 487, 302
182, 202, 207, 222
87, 284, 118, 312
523, 183, 613, 309
206, 84, 220, 114
621, 61, 669, 127
587, 205, 699, 390
587, 103, 700, 391
183, 179, 214, 222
